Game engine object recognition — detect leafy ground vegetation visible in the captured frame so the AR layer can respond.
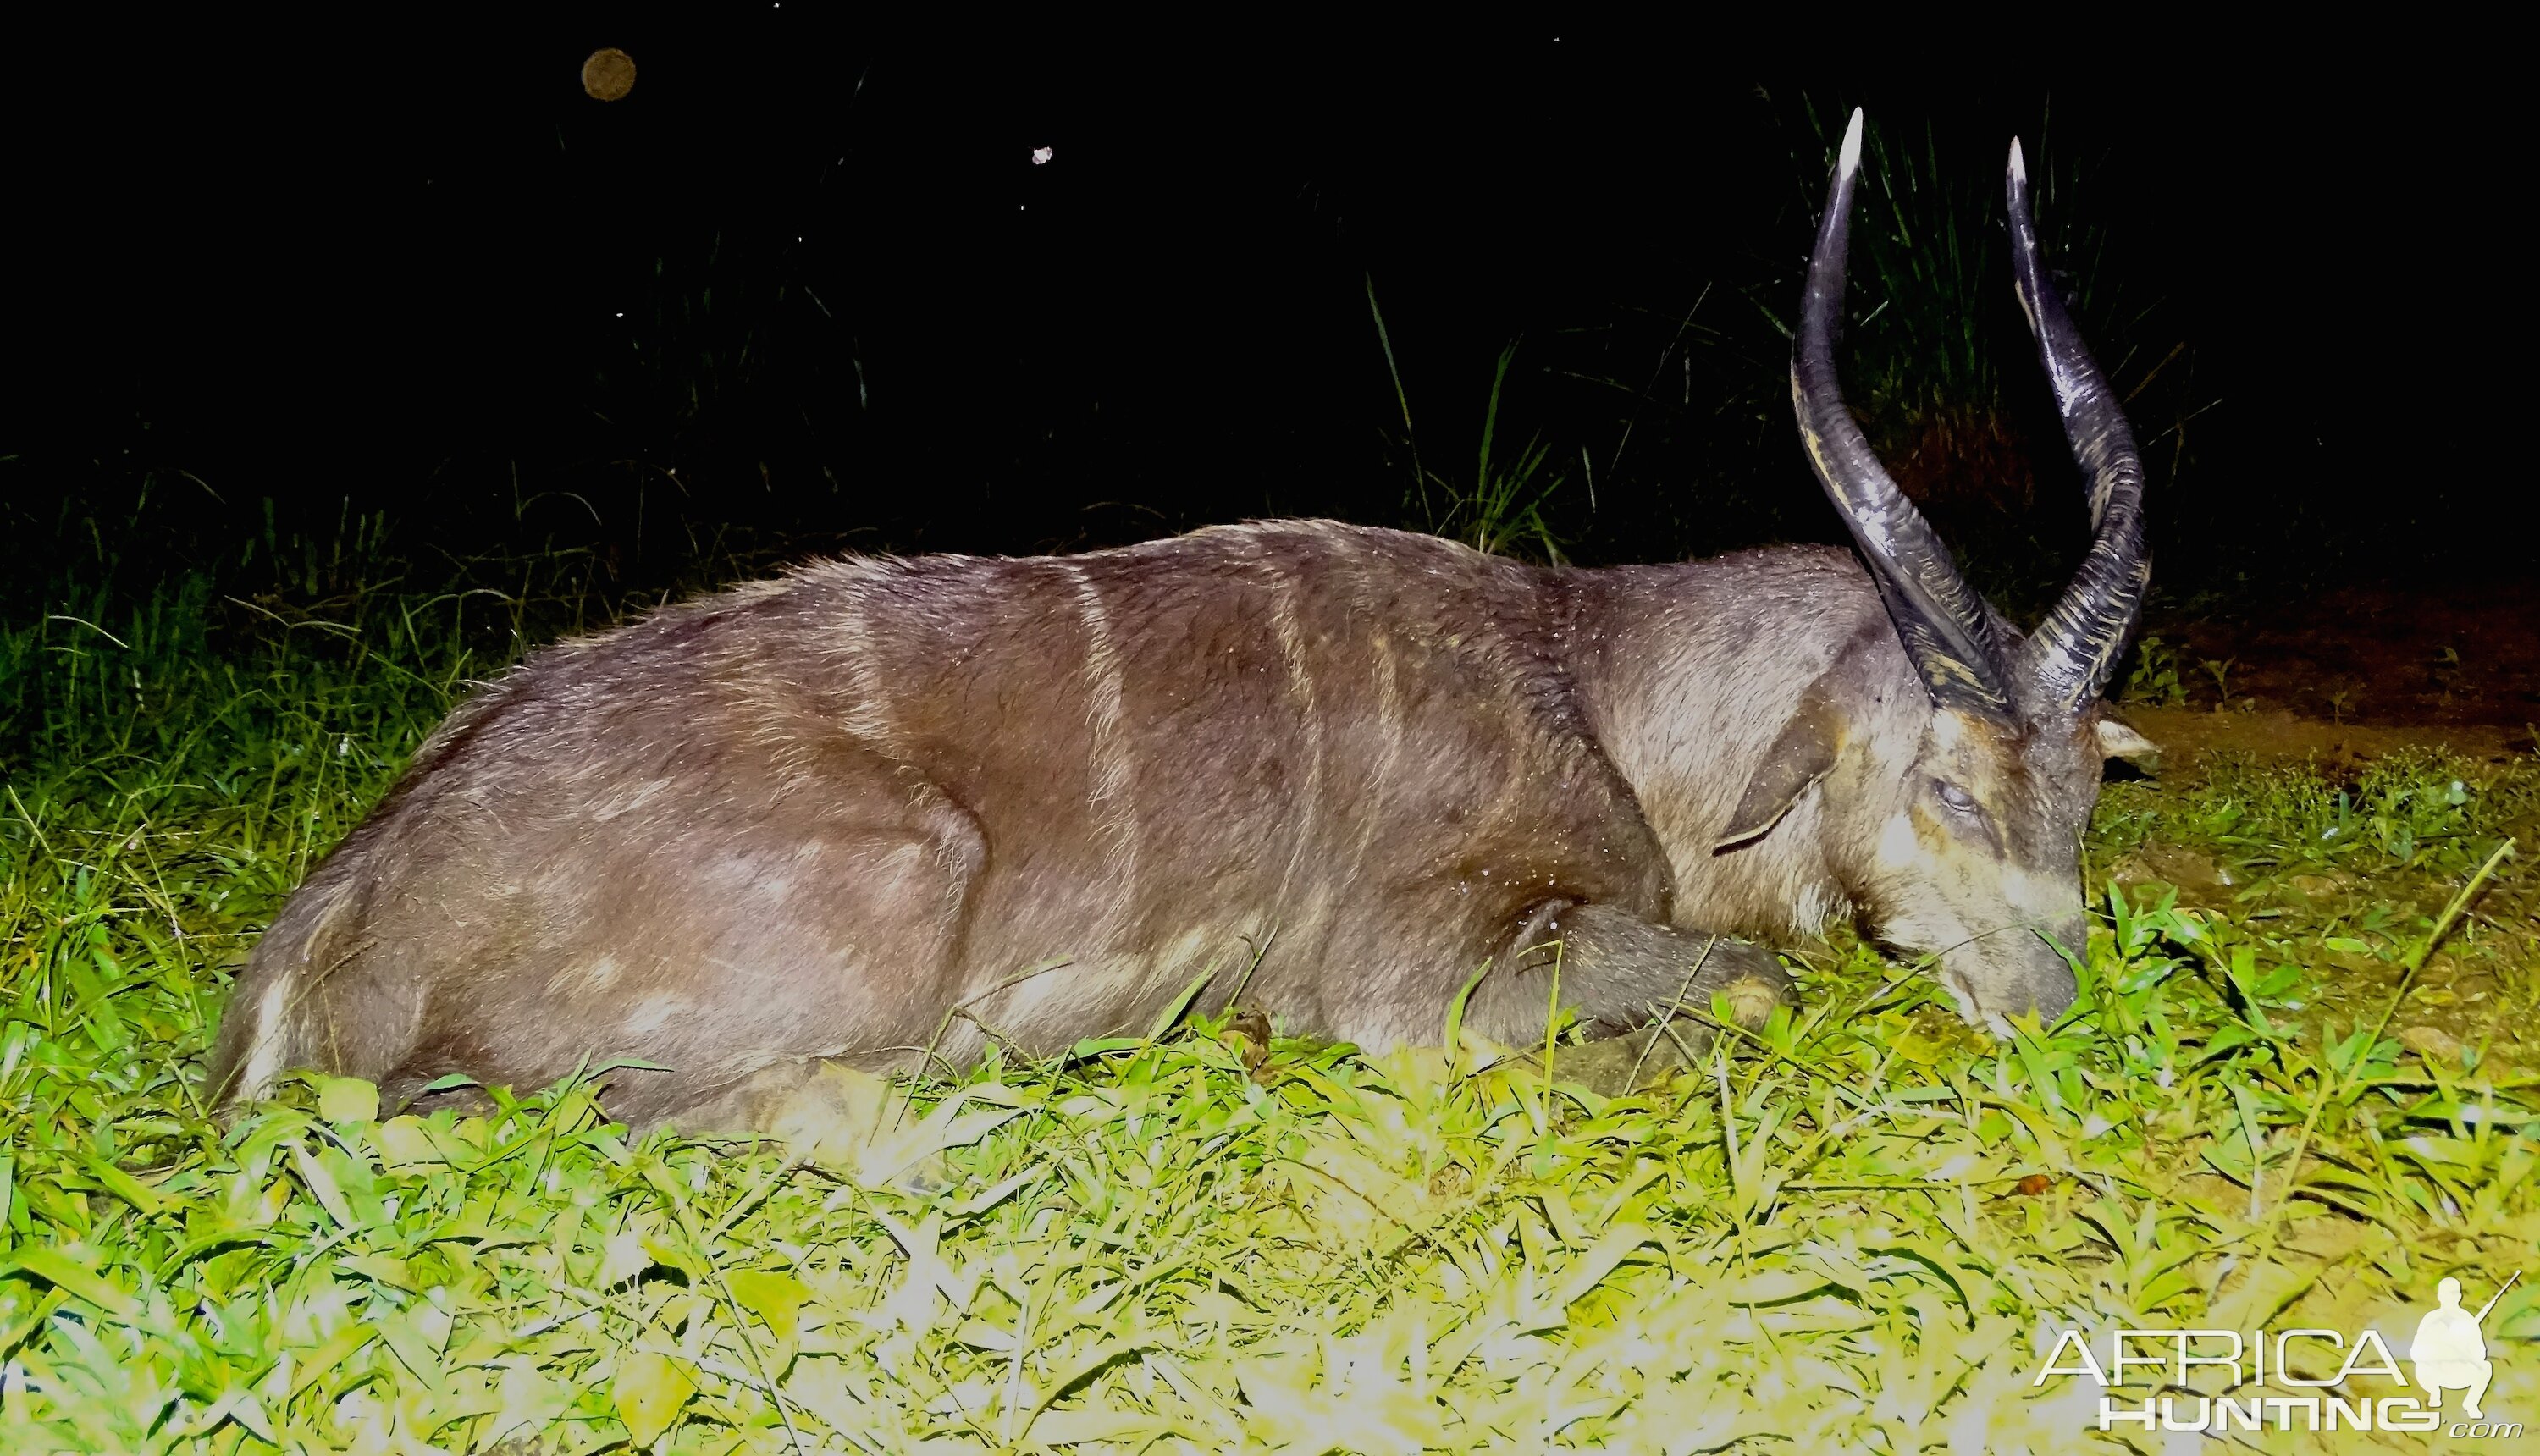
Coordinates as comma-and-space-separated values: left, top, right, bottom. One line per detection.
3, 532, 2536, 1454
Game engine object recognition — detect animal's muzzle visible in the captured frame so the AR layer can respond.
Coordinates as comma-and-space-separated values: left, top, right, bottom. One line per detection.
2019, 918, 2084, 1021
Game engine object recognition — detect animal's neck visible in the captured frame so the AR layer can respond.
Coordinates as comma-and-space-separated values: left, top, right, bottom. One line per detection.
1556, 548, 1878, 939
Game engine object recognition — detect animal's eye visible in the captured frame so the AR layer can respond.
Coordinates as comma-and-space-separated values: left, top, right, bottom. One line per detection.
1935, 781, 1978, 814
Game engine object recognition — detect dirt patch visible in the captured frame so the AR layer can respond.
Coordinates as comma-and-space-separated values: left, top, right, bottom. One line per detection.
2120, 705, 2528, 769
2104, 842, 2239, 907
2149, 579, 2540, 727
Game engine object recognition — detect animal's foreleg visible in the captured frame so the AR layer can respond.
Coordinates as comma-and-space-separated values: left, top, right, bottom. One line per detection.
1469, 903, 1795, 1093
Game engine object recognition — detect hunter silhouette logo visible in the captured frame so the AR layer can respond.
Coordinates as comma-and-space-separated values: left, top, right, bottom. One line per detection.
2033, 1271, 2523, 1438
2415, 1272, 2516, 1420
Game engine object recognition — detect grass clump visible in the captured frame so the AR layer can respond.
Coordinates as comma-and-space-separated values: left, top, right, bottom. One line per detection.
3, 542, 2537, 1453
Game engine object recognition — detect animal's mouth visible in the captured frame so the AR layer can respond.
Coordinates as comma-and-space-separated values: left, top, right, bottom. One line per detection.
1935, 962, 2019, 1040
1935, 964, 1979, 1022
1915, 914, 2082, 1036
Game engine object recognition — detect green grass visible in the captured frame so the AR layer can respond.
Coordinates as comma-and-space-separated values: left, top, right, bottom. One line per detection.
3, 547, 2537, 1453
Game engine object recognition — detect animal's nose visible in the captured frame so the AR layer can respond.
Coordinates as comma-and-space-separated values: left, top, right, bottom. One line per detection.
2031, 965, 2079, 1020
2028, 923, 2084, 1019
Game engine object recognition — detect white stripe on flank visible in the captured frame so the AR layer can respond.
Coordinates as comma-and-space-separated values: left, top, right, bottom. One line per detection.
1339, 628, 1401, 896
1261, 546, 1323, 918
1062, 562, 1140, 891
828, 574, 897, 746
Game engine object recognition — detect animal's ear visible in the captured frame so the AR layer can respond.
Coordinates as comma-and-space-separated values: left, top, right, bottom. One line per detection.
2094, 714, 2159, 767
1715, 698, 1841, 852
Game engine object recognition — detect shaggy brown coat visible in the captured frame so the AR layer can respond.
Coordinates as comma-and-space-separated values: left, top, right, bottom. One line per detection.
210, 519, 2129, 1134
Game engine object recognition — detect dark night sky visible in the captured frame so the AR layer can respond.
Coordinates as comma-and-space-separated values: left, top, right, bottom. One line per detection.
1, 20, 2522, 583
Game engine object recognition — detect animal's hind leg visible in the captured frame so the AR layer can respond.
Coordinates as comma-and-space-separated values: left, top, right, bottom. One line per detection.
643, 1057, 959, 1193
374, 738, 989, 1131
1466, 903, 1794, 1094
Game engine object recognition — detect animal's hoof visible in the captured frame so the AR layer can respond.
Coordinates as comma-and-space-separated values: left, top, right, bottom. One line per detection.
757, 1062, 954, 1194
1556, 968, 1795, 1096
878, 1156, 957, 1198
1716, 971, 1793, 1030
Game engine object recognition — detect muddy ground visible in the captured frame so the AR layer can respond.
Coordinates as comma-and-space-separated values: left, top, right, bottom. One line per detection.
2080, 584, 2540, 1072
2146, 577, 2540, 743
2119, 579, 2538, 779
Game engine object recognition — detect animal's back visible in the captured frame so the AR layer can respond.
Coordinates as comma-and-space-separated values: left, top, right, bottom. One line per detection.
208, 521, 1671, 1118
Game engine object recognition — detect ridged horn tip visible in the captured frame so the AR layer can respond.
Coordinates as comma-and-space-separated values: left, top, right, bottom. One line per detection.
2002, 126, 2152, 711
1794, 106, 2017, 719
